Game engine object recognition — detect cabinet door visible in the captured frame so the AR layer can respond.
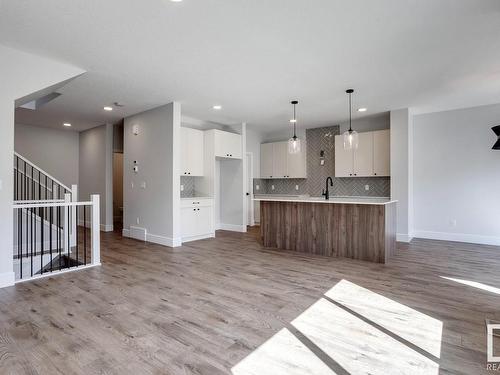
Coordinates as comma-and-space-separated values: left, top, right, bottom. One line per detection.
273, 142, 288, 178
214, 130, 242, 159
181, 207, 196, 238
196, 206, 213, 235
335, 135, 354, 177
287, 141, 307, 178
190, 128, 204, 176
260, 143, 274, 178
226, 132, 242, 159
373, 129, 390, 176
181, 128, 190, 176
181, 127, 204, 176
353, 132, 374, 177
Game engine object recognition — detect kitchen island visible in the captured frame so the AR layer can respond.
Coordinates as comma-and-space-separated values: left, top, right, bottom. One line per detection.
254, 196, 397, 263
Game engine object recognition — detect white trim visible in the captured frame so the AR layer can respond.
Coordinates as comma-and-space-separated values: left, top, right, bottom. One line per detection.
147, 233, 182, 247
397, 233, 414, 243
13, 201, 92, 209
182, 233, 215, 243
100, 224, 114, 232
122, 228, 182, 247
245, 151, 255, 227
14, 152, 72, 192
413, 230, 500, 246
14, 263, 101, 284
219, 223, 247, 232
0, 271, 15, 288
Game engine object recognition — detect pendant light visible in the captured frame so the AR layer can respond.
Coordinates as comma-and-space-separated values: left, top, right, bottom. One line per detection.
288, 100, 301, 154
343, 89, 359, 150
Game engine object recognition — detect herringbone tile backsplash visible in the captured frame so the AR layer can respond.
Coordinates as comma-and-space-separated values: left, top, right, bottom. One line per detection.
254, 125, 390, 197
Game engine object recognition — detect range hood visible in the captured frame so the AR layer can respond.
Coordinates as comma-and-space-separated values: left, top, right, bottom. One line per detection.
493, 125, 500, 150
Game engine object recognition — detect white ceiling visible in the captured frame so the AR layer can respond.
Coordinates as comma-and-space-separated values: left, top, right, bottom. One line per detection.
1, 0, 500, 132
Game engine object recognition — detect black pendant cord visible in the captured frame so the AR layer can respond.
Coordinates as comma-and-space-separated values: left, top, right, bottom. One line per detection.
293, 103, 297, 140
291, 100, 299, 140
346, 89, 354, 134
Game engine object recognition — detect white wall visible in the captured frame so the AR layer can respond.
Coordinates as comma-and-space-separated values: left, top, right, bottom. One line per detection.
413, 104, 500, 245
79, 124, 114, 231
339, 113, 390, 134
123, 103, 181, 246
0, 44, 84, 288
15, 123, 79, 188
390, 109, 414, 242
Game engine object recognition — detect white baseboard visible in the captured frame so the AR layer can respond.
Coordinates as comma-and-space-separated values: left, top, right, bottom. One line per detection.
218, 223, 247, 233
0, 271, 15, 288
413, 230, 500, 246
122, 228, 181, 247
101, 224, 113, 232
182, 233, 215, 243
147, 233, 182, 248
397, 233, 414, 243
78, 220, 113, 232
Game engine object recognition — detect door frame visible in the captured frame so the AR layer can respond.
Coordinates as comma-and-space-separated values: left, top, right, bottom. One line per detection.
246, 152, 255, 227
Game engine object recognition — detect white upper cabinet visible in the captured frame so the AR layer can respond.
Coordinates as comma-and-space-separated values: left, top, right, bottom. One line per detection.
287, 142, 307, 178
181, 127, 204, 176
335, 129, 390, 177
353, 132, 374, 177
272, 142, 288, 178
260, 141, 307, 179
213, 129, 242, 159
334, 135, 354, 177
260, 143, 274, 178
373, 129, 390, 176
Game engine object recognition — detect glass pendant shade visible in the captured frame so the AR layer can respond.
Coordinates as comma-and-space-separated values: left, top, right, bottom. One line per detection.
343, 129, 359, 150
288, 136, 301, 154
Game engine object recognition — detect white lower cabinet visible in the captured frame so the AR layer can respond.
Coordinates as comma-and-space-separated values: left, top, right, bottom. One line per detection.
181, 198, 214, 242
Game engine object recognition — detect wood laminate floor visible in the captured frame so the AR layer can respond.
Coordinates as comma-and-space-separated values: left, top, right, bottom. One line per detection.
0, 227, 499, 374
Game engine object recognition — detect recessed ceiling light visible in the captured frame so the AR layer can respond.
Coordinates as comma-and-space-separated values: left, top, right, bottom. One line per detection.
63, 123, 72, 127
170, 0, 183, 2
104, 106, 113, 111
358, 108, 367, 112
213, 105, 222, 110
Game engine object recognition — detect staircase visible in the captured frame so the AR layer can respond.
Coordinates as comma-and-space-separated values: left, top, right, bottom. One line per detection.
13, 153, 100, 282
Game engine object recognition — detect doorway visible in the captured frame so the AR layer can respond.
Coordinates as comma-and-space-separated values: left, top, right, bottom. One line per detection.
246, 152, 255, 226
113, 152, 123, 231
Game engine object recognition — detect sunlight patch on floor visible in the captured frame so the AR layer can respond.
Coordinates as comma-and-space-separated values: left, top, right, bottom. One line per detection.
231, 328, 336, 375
324, 279, 442, 358
440, 276, 500, 295
292, 298, 439, 375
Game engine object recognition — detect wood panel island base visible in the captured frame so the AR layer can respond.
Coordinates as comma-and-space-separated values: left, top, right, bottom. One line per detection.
257, 197, 397, 263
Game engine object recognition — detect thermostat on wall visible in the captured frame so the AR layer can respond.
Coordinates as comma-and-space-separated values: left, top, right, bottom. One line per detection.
132, 124, 140, 135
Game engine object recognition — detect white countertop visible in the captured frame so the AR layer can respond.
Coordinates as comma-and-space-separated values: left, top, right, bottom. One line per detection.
253, 195, 396, 205
181, 196, 213, 200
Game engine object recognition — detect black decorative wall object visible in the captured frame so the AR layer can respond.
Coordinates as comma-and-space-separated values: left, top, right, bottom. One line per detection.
493, 125, 500, 150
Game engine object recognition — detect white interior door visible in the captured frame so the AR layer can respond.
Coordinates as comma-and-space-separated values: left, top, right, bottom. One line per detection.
246, 152, 254, 226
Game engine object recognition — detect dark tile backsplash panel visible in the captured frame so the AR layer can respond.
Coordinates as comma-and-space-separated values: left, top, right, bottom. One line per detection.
254, 125, 390, 197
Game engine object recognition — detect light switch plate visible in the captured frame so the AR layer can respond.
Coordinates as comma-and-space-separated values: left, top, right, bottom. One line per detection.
295, 185, 299, 190
180, 184, 184, 191
141, 181, 146, 189
271, 185, 275, 190
256, 185, 260, 191
365, 185, 369, 191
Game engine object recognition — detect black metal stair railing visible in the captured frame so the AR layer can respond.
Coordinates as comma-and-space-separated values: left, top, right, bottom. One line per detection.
14, 152, 71, 202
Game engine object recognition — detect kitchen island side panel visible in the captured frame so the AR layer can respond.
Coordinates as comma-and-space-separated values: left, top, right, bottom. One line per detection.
260, 201, 395, 263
